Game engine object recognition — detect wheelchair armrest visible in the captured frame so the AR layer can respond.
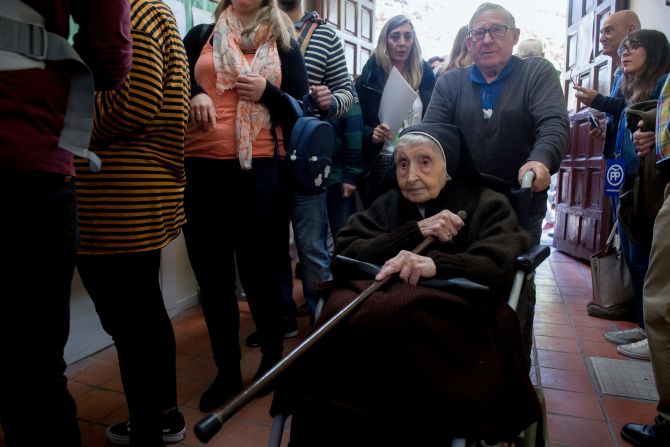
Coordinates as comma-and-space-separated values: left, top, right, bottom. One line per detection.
514, 245, 550, 274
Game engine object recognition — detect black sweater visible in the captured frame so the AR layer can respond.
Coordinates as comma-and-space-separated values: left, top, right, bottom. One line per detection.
354, 56, 436, 172
334, 180, 530, 299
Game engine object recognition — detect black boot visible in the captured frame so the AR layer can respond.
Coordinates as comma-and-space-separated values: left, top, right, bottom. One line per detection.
621, 418, 670, 447
199, 367, 243, 413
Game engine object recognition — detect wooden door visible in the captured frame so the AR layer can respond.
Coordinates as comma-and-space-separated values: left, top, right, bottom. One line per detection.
554, 0, 626, 260
315, 0, 375, 78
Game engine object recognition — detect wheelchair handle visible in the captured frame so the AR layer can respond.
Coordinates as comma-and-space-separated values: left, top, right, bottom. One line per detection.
521, 169, 535, 190
193, 216, 474, 442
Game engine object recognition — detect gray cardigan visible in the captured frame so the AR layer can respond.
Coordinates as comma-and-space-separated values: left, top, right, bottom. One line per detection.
423, 56, 569, 188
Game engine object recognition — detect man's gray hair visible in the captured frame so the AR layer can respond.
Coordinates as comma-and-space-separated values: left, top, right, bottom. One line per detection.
516, 38, 544, 58
469, 2, 516, 30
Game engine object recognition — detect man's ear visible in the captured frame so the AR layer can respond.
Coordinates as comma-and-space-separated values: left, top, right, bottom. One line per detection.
465, 37, 473, 52
512, 28, 521, 45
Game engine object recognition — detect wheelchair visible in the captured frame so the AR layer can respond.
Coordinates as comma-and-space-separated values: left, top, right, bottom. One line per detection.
194, 172, 550, 446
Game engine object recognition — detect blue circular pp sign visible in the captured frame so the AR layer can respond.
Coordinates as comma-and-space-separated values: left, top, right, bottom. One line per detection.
607, 164, 625, 188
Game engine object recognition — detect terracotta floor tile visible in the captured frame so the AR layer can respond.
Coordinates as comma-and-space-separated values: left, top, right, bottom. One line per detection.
575, 325, 611, 343
543, 388, 603, 420
537, 285, 561, 295
536, 349, 586, 371
581, 340, 622, 360
534, 310, 571, 325
68, 359, 120, 386
534, 335, 581, 353
535, 301, 569, 314
534, 322, 574, 339
571, 314, 620, 329
602, 397, 658, 424
563, 293, 592, 305
539, 367, 595, 393
75, 387, 126, 423
547, 414, 613, 447
536, 293, 564, 303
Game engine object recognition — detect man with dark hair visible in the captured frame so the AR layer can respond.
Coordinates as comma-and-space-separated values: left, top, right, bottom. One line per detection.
0, 1, 131, 445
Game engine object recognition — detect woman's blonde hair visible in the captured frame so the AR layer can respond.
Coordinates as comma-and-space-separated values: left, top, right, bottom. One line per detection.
373, 15, 423, 90
215, 0, 295, 51
443, 25, 472, 73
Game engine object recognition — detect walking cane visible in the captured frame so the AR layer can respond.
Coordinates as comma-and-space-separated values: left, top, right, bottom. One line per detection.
194, 211, 466, 443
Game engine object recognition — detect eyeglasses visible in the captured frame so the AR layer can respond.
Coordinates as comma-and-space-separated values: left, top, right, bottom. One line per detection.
617, 41, 642, 57
467, 25, 513, 42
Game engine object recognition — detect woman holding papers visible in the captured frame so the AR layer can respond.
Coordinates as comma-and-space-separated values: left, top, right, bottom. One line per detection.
355, 14, 436, 207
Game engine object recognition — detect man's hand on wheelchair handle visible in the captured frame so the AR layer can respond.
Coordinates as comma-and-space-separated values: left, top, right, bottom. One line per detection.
375, 250, 437, 285
518, 161, 550, 192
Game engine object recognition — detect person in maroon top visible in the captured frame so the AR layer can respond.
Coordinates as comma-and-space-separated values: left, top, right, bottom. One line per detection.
0, 2, 131, 446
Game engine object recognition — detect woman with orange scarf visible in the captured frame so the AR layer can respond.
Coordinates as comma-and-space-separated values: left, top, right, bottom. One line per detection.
182, 0, 308, 413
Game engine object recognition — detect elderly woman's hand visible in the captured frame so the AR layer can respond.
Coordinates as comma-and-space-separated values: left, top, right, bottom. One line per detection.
191, 93, 217, 131
417, 210, 464, 242
375, 250, 436, 285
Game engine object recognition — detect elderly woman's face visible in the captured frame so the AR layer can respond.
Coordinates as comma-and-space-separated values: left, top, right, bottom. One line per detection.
395, 143, 448, 203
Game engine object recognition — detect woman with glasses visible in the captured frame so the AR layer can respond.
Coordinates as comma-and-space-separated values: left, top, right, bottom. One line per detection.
604, 29, 670, 362
355, 15, 436, 208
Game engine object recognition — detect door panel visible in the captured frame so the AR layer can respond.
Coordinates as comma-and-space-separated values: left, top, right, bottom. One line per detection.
317, 0, 375, 77
555, 0, 624, 260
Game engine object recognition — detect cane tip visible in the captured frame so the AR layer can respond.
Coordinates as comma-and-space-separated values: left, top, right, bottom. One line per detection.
457, 210, 468, 220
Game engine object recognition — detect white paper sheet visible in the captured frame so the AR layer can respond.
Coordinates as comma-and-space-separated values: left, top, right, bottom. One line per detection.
378, 66, 419, 136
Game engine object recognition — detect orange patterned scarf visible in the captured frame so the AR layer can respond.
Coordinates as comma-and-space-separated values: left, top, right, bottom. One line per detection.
213, 6, 282, 169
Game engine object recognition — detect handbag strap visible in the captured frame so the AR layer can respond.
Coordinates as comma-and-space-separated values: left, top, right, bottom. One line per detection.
604, 220, 619, 252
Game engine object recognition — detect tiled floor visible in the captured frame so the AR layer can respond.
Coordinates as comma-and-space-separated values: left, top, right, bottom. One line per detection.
0, 237, 659, 447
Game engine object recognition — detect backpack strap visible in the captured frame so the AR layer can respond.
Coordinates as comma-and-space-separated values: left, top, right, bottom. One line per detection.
295, 12, 325, 57
0, 0, 101, 171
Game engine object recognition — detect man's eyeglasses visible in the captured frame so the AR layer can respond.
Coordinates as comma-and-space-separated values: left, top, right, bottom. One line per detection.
468, 25, 513, 42
617, 41, 642, 57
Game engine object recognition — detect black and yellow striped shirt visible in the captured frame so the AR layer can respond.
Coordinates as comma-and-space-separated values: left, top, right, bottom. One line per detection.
75, 0, 190, 254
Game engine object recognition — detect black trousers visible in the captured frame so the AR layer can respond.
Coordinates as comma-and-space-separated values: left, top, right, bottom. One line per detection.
0, 170, 81, 447
77, 250, 177, 446
183, 157, 287, 371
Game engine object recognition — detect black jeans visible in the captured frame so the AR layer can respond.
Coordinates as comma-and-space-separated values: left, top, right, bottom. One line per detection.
183, 157, 287, 369
0, 169, 81, 447
77, 250, 177, 446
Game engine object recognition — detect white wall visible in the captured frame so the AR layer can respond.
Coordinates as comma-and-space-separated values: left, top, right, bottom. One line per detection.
65, 233, 199, 364
629, 0, 670, 39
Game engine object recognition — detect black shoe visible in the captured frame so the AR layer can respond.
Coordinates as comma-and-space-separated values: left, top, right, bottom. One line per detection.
621, 420, 670, 446
199, 370, 243, 413
106, 409, 186, 445
245, 332, 261, 347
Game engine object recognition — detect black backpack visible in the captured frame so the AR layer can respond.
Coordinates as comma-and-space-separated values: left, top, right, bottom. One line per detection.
284, 94, 335, 195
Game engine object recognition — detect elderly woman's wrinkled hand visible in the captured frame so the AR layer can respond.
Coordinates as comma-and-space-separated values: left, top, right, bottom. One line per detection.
375, 250, 437, 285
191, 93, 217, 130
417, 210, 464, 242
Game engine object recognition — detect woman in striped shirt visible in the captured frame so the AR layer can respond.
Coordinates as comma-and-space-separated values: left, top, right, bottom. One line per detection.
74, 0, 190, 444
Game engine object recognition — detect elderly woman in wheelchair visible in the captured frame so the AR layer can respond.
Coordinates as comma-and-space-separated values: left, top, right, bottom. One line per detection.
272, 123, 543, 446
